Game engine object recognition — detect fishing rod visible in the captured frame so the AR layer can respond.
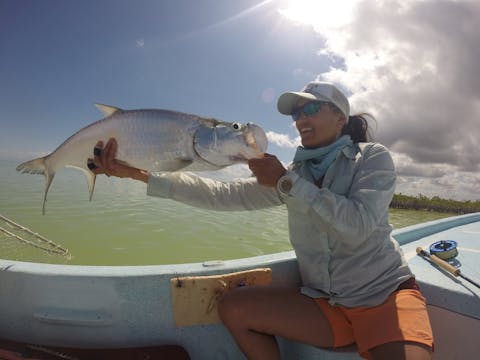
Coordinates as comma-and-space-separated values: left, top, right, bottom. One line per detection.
416, 247, 480, 290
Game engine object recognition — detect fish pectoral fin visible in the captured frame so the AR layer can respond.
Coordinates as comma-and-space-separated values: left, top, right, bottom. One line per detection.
42, 171, 55, 216
69, 166, 96, 202
94, 103, 122, 117
87, 173, 96, 201
153, 159, 193, 172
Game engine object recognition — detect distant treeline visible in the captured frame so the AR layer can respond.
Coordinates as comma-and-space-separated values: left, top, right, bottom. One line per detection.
390, 193, 480, 214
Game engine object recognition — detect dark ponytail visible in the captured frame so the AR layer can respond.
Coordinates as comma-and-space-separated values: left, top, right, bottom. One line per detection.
341, 113, 374, 143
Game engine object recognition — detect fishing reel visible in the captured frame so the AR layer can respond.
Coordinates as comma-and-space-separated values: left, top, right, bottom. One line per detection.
418, 240, 480, 289
429, 240, 458, 260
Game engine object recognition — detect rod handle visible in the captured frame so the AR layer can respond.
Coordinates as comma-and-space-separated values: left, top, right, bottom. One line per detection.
416, 247, 460, 276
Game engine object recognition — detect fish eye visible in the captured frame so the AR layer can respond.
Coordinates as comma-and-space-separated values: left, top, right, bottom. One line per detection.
232, 122, 241, 130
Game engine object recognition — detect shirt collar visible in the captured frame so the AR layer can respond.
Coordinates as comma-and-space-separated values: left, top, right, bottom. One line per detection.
340, 143, 359, 160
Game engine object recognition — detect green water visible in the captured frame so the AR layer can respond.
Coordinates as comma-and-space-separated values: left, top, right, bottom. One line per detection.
0, 159, 454, 265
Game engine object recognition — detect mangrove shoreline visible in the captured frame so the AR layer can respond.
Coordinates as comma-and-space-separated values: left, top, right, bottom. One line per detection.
390, 193, 480, 214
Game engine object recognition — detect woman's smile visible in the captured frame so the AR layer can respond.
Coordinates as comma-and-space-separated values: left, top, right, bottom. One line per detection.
294, 100, 345, 148
299, 127, 314, 135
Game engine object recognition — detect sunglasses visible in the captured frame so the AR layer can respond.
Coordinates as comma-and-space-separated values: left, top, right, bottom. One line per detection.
291, 101, 327, 121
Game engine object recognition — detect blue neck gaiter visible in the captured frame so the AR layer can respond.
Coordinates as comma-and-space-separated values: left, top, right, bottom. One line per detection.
293, 135, 353, 180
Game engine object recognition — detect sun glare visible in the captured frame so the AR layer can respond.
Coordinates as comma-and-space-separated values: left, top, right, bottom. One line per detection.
279, 0, 357, 29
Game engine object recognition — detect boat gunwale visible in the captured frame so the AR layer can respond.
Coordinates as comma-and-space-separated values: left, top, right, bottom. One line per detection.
1, 212, 479, 276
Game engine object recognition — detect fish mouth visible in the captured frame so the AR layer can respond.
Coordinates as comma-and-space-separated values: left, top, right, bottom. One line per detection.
243, 123, 267, 159
193, 121, 268, 166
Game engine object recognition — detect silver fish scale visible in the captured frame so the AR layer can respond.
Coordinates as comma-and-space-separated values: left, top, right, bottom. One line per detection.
109, 109, 200, 170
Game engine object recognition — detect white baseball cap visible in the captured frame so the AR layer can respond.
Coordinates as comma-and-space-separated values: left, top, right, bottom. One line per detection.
277, 81, 350, 119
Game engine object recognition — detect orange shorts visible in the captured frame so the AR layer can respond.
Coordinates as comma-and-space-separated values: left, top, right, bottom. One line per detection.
315, 289, 434, 359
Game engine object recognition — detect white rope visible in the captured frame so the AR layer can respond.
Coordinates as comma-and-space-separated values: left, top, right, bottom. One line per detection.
0, 214, 70, 258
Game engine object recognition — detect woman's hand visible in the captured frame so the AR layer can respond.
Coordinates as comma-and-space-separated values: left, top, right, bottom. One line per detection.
87, 138, 148, 183
248, 153, 286, 187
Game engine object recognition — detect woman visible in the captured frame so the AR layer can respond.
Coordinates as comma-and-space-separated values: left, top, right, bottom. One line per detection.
89, 82, 433, 359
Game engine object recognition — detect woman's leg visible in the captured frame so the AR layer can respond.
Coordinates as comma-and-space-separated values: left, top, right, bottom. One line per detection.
346, 289, 433, 360
217, 285, 336, 360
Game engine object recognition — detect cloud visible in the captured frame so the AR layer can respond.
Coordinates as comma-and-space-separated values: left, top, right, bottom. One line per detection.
279, 0, 480, 199
266, 130, 300, 148
392, 151, 448, 178
396, 170, 480, 201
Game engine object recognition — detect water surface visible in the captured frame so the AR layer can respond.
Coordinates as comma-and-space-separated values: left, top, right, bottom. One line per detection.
0, 159, 454, 265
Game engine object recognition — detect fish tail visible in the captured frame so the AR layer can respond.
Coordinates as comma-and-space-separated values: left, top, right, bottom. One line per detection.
16, 156, 48, 175
16, 156, 56, 215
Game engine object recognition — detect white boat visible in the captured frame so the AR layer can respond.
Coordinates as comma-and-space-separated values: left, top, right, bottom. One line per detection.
1, 213, 479, 359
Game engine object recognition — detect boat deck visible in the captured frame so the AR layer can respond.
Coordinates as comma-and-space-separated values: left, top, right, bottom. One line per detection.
402, 219, 480, 319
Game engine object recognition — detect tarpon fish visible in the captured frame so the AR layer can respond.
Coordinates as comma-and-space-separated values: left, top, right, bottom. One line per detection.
17, 104, 268, 214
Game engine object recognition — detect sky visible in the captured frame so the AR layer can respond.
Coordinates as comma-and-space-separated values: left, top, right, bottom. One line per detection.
1, 0, 479, 201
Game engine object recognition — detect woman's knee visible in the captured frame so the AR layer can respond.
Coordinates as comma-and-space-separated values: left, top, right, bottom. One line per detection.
217, 287, 244, 325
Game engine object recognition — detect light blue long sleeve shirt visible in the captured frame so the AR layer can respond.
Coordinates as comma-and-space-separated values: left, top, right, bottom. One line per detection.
146, 142, 413, 307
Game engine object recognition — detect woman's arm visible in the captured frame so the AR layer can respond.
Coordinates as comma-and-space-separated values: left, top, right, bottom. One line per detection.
147, 172, 283, 211
89, 138, 283, 211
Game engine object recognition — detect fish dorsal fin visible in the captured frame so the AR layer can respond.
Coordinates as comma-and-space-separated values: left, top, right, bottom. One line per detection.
94, 103, 122, 117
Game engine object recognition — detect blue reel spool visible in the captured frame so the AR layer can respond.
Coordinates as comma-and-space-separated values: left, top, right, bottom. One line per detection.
429, 240, 458, 260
